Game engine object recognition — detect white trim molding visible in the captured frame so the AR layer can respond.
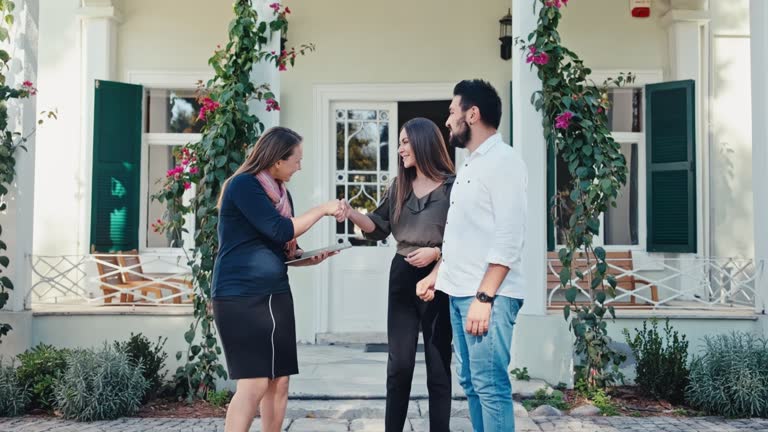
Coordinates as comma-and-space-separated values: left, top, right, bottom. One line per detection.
127, 70, 212, 89
311, 82, 455, 334
750, 0, 768, 313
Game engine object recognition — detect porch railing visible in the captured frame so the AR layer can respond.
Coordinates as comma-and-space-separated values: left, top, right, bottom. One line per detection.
547, 256, 763, 310
28, 253, 194, 306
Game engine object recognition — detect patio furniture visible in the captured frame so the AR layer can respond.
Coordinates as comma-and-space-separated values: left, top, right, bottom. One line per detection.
117, 249, 193, 304
547, 250, 659, 307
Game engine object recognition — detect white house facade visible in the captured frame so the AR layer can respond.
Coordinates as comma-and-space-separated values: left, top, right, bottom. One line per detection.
0, 0, 766, 385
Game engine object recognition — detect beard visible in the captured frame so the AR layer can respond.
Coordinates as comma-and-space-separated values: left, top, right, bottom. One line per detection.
448, 121, 471, 148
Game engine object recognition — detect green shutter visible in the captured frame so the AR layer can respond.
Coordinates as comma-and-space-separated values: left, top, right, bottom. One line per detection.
90, 80, 143, 252
646, 80, 696, 253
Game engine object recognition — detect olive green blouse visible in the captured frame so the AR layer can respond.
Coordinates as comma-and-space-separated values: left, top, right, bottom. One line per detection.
364, 176, 455, 256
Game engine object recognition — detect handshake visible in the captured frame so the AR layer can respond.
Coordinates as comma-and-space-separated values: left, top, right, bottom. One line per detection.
322, 199, 352, 223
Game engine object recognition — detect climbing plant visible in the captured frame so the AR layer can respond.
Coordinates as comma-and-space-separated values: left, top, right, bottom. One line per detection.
151, 0, 313, 399
0, 0, 56, 343
523, 0, 633, 389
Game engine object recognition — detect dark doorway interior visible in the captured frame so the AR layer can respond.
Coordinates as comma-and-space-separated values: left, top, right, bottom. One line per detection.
397, 100, 454, 165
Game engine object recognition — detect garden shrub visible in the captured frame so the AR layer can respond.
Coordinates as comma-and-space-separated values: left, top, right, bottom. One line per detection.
0, 359, 29, 416
686, 332, 768, 417
16, 343, 69, 410
54, 345, 147, 421
623, 318, 689, 404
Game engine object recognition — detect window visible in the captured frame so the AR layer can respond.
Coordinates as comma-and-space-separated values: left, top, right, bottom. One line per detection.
142, 88, 201, 252
333, 104, 396, 247
553, 87, 645, 250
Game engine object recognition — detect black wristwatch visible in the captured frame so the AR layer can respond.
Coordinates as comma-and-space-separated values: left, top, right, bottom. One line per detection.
475, 291, 495, 304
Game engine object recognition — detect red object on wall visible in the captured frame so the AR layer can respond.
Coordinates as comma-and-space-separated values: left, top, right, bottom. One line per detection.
630, 0, 651, 17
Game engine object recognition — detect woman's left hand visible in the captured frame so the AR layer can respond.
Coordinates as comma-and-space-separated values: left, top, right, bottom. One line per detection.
288, 250, 340, 267
405, 247, 438, 268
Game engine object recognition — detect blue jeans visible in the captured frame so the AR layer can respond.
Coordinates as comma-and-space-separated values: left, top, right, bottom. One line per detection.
450, 295, 523, 432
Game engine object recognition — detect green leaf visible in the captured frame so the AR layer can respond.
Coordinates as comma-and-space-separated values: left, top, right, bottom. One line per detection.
594, 247, 606, 261
0, 27, 8, 42
559, 268, 570, 286
587, 218, 600, 234
563, 304, 571, 320
0, 276, 13, 289
597, 262, 607, 274
565, 287, 578, 303
596, 291, 606, 304
0, 49, 8, 63
184, 330, 195, 343
0, 256, 8, 267
590, 275, 603, 290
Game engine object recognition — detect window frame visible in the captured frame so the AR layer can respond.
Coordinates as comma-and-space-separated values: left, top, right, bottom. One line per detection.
129, 71, 211, 256
554, 69, 663, 253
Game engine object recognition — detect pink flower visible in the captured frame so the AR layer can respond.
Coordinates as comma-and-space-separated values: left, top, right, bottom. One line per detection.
265, 98, 281, 112
525, 46, 549, 65
22, 80, 37, 96
269, 2, 280, 13
197, 97, 220, 121
278, 63, 287, 72
285, 6, 291, 14
183, 182, 192, 190
555, 111, 574, 129
189, 166, 199, 174
545, 0, 567, 8
597, 107, 604, 114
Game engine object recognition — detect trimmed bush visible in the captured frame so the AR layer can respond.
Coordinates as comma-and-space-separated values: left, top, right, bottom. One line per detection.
54, 345, 148, 421
15, 343, 69, 410
623, 318, 689, 404
0, 360, 29, 416
686, 332, 768, 417
114, 333, 167, 402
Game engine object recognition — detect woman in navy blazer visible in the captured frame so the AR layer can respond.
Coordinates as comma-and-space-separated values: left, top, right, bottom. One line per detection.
213, 127, 343, 432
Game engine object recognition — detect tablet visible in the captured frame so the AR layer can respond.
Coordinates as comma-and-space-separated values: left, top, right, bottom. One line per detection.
285, 241, 352, 264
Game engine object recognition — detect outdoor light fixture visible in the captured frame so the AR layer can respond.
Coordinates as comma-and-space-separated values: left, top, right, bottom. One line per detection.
499, 8, 512, 60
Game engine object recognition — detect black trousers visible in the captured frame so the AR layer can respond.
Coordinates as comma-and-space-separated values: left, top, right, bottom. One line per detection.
386, 254, 452, 432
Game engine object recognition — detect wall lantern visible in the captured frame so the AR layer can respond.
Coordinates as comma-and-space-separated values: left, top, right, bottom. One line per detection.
499, 8, 512, 60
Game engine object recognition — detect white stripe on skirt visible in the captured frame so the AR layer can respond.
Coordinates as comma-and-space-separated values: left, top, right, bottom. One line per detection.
268, 294, 276, 379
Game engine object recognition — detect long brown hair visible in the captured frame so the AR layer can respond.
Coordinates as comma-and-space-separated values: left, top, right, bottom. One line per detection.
217, 126, 303, 208
393, 118, 455, 222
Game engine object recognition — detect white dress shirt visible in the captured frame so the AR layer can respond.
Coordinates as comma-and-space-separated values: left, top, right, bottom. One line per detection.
435, 133, 528, 299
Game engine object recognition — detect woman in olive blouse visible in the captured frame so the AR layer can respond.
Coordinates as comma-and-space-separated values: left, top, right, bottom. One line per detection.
341, 118, 455, 432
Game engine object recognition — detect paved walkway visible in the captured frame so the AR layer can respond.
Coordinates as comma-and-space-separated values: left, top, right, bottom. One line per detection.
3, 400, 768, 431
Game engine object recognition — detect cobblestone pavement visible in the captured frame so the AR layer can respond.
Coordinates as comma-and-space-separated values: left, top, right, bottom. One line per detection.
2, 400, 768, 431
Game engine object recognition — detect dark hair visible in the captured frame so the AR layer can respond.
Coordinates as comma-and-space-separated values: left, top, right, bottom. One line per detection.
393, 118, 455, 223
453, 79, 502, 129
217, 126, 303, 208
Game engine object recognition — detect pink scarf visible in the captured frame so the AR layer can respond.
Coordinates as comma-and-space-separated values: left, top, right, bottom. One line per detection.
256, 171, 298, 259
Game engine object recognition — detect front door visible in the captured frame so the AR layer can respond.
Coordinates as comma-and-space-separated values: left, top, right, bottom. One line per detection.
327, 102, 398, 333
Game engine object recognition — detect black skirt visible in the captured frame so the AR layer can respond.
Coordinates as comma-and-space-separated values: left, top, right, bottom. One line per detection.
213, 292, 299, 379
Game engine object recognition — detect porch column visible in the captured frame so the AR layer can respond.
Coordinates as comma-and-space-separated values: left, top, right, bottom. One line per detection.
76, 1, 120, 254
249, 0, 281, 130
750, 0, 768, 313
0, 0, 39, 356
513, 0, 546, 316
661, 8, 709, 259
